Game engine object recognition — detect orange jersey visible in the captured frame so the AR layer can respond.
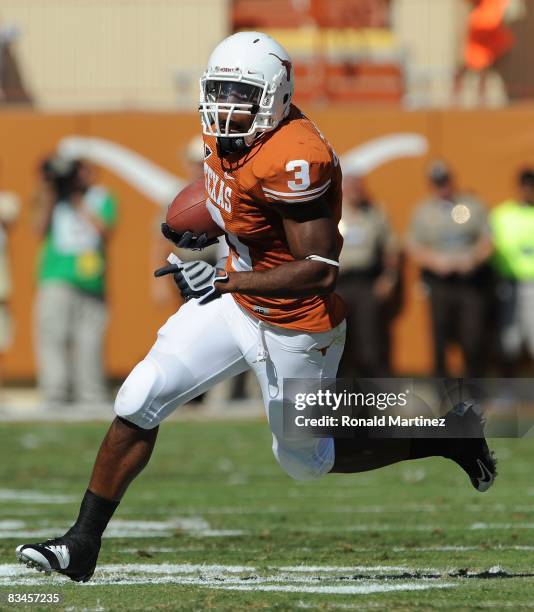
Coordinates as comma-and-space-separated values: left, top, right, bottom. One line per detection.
203, 105, 346, 333
465, 0, 514, 70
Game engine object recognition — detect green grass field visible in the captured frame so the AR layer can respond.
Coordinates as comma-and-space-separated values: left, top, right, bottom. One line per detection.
0, 420, 533, 610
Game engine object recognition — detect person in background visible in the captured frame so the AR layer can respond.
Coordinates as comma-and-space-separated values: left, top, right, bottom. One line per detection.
453, 0, 515, 105
490, 168, 534, 372
0, 191, 19, 385
336, 174, 400, 377
33, 157, 117, 406
0, 21, 33, 104
407, 161, 493, 377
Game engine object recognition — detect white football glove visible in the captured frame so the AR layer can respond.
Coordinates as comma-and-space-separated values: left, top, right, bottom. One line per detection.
154, 258, 229, 304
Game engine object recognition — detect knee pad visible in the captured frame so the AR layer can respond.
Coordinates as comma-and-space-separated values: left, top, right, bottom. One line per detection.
114, 358, 165, 429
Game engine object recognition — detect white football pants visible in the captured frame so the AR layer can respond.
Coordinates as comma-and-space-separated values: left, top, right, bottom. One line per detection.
115, 293, 346, 480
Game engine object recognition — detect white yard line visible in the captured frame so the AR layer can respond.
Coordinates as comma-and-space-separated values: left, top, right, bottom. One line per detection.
0, 529, 246, 539
114, 544, 534, 555
471, 523, 534, 530
393, 545, 534, 552
0, 489, 76, 504
0, 518, 245, 539
100, 563, 254, 574
0, 563, 457, 595
4, 517, 534, 541
0, 520, 25, 529
135, 504, 534, 516
0, 530, 71, 539
219, 583, 456, 595
392, 546, 477, 552
0, 575, 457, 594
277, 523, 534, 533
107, 518, 209, 533
4, 516, 534, 542
278, 565, 413, 572
290, 525, 462, 532
0, 562, 447, 577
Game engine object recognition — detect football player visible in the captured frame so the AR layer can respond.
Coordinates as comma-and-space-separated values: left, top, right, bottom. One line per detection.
16, 32, 496, 582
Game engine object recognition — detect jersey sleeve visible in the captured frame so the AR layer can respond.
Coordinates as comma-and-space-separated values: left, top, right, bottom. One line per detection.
254, 146, 333, 205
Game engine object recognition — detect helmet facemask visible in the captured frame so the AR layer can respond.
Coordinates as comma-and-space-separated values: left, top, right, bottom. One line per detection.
199, 32, 294, 153
199, 73, 283, 152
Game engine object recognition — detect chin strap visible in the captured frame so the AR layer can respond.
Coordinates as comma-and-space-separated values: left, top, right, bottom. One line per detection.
217, 131, 264, 155
217, 136, 248, 155
305, 254, 340, 267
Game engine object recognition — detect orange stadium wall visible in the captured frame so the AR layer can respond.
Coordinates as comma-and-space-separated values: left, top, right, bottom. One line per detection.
1, 106, 534, 380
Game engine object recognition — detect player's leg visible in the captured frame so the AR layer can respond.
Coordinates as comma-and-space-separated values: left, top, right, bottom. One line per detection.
247, 318, 415, 479
114, 298, 248, 428
248, 318, 346, 481
243, 308, 496, 488
244, 316, 414, 479
332, 388, 497, 492
88, 416, 158, 500
89, 292, 247, 498
15, 415, 153, 582
17, 293, 249, 581
250, 320, 416, 478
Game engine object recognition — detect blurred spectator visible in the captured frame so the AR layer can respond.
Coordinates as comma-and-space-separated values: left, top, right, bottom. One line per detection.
315, 0, 391, 28
407, 161, 493, 377
490, 168, 534, 371
0, 191, 19, 384
337, 175, 400, 377
33, 157, 117, 406
0, 22, 32, 104
453, 0, 515, 105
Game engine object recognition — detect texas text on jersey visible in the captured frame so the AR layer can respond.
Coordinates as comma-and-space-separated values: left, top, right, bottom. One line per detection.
204, 104, 346, 332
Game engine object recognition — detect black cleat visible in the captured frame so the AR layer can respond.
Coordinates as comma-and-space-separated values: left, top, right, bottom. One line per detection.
16, 532, 100, 582
443, 401, 497, 492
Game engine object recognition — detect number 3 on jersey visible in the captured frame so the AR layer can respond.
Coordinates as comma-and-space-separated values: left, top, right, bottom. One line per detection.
286, 160, 310, 192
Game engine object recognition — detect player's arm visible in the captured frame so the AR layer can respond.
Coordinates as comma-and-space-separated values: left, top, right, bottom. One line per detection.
218, 198, 339, 298
154, 205, 339, 304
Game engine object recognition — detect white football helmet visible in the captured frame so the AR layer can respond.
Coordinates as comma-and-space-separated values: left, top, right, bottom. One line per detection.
199, 32, 294, 149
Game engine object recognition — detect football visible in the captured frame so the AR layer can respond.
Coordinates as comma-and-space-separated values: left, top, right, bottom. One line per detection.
166, 178, 223, 239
